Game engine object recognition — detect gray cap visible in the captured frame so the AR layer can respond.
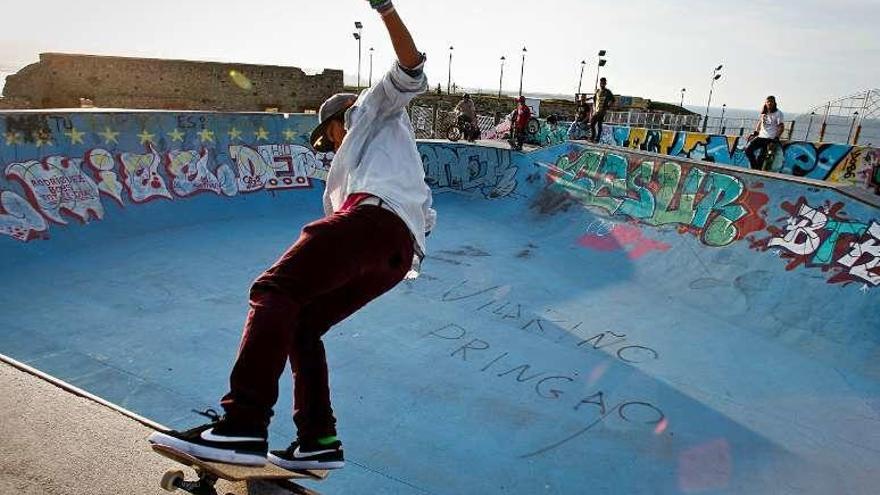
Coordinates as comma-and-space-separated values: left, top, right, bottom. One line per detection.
310, 93, 358, 152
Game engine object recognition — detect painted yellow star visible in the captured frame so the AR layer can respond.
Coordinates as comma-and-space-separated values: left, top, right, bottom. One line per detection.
33, 130, 54, 147
98, 127, 120, 144
254, 127, 270, 141
4, 131, 23, 146
168, 128, 185, 142
138, 129, 156, 144
197, 128, 215, 143
228, 127, 243, 141
282, 128, 297, 141
64, 127, 86, 145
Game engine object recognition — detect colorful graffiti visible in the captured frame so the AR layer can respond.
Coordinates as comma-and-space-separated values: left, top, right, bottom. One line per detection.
542, 147, 769, 247
601, 125, 879, 195
419, 143, 518, 198
578, 220, 671, 259
753, 198, 880, 286
538, 143, 879, 288
0, 112, 333, 242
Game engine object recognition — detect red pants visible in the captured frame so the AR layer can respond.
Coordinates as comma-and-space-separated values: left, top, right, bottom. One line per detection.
220, 204, 415, 439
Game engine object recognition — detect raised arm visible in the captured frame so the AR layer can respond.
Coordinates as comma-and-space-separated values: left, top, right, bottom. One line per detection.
369, 1, 421, 68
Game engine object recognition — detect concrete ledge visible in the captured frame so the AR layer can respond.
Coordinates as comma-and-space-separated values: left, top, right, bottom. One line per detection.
0, 361, 290, 495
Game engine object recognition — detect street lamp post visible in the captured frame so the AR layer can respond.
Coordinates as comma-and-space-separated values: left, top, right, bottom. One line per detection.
447, 46, 454, 94
703, 64, 723, 132
848, 111, 860, 144
577, 60, 586, 94
719, 103, 727, 134
498, 56, 506, 98
593, 50, 607, 94
368, 47, 374, 87
805, 111, 816, 141
680, 88, 686, 108
518, 47, 527, 97
353, 21, 363, 89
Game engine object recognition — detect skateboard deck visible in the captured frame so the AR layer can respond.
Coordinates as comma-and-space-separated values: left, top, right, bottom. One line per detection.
151, 443, 328, 495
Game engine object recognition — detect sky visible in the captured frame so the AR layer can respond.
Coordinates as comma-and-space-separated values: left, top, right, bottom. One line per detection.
1, 0, 878, 114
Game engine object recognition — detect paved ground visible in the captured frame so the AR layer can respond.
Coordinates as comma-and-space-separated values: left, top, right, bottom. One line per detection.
0, 361, 312, 495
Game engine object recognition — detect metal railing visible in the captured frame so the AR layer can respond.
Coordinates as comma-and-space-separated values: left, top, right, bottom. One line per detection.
606, 110, 877, 146
603, 111, 703, 131
408, 105, 501, 140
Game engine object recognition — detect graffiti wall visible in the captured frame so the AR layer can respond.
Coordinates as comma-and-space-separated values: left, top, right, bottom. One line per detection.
0, 111, 332, 243
537, 144, 880, 289
598, 125, 880, 196
418, 142, 518, 199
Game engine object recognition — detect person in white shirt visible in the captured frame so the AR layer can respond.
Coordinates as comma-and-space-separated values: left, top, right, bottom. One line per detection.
745, 95, 785, 170
148, 0, 435, 471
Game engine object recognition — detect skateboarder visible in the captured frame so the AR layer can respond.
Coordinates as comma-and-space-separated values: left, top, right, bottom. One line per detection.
149, 0, 436, 471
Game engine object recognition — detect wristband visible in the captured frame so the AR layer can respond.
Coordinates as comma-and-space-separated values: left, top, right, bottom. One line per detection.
369, 0, 394, 12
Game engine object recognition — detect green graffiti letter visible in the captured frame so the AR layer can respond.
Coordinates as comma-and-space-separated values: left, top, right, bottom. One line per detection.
584, 153, 627, 213
647, 162, 705, 226
617, 160, 655, 219
812, 220, 868, 265
693, 172, 747, 246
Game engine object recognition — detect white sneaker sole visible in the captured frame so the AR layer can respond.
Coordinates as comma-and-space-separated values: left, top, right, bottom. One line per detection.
148, 431, 267, 466
267, 452, 345, 470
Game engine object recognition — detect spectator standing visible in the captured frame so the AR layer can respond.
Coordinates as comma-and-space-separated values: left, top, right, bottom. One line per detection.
589, 77, 615, 142
511, 96, 532, 150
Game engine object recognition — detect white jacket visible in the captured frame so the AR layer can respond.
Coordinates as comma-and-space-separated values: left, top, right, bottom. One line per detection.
322, 59, 437, 259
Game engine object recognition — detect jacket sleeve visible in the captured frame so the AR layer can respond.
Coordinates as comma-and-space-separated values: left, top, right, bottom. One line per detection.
354, 55, 428, 122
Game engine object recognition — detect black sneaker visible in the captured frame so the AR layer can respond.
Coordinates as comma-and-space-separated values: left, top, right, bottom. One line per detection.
148, 409, 268, 466
268, 438, 345, 470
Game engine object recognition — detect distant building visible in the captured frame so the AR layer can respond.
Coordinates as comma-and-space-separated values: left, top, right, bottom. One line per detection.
0, 53, 343, 113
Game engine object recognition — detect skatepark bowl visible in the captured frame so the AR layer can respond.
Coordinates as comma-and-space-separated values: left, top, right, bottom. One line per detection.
1, 110, 879, 494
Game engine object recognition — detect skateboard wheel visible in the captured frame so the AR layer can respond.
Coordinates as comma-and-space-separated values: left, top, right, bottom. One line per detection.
160, 469, 184, 491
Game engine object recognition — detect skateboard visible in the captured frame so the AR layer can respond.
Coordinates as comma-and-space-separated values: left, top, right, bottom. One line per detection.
151, 443, 329, 495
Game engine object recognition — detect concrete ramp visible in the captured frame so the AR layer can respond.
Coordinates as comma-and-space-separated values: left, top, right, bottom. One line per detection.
1, 111, 878, 494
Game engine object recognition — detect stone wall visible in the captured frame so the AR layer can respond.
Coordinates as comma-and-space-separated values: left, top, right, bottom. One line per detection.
2, 53, 343, 112
0, 97, 33, 110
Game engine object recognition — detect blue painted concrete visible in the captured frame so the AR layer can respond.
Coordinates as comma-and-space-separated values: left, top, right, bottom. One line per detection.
1, 111, 879, 494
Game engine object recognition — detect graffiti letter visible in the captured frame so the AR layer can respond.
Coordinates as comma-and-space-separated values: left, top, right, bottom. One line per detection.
497, 364, 545, 382
84, 148, 124, 205
118, 144, 173, 203
617, 161, 655, 219
693, 172, 747, 247
451, 338, 490, 361
588, 153, 627, 213
768, 202, 828, 255
0, 190, 48, 241
535, 376, 574, 399
648, 162, 705, 226
6, 156, 105, 223
575, 391, 607, 415
812, 220, 868, 265
837, 222, 880, 286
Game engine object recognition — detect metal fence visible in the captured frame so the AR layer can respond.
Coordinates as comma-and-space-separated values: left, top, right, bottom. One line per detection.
408, 105, 502, 140
603, 111, 703, 132
606, 110, 877, 146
